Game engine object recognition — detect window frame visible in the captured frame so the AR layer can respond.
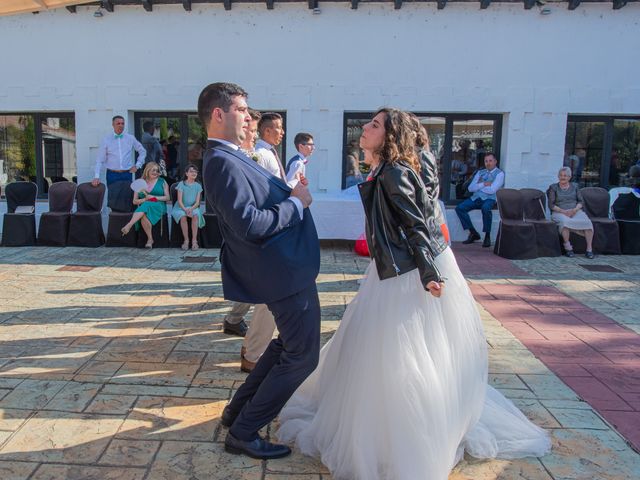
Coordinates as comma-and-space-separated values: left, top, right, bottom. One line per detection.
566, 114, 640, 189
134, 110, 288, 176
342, 111, 503, 203
0, 111, 76, 198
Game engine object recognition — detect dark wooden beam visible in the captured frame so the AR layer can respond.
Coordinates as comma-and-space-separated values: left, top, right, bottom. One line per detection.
142, 0, 152, 11
266, 0, 274, 9
480, 0, 491, 8
394, 0, 402, 8
308, 0, 318, 8
523, 0, 535, 8
66, 5, 77, 12
182, 0, 191, 11
437, 0, 447, 9
101, 0, 114, 12
351, 0, 358, 8
612, 0, 627, 8
224, 0, 232, 9
567, 0, 580, 9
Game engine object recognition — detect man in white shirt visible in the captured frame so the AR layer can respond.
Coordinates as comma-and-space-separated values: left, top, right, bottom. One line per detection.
285, 132, 315, 185
254, 112, 286, 180
455, 153, 505, 248
92, 115, 146, 188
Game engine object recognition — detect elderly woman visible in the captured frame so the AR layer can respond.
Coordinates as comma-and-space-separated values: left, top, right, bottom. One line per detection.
547, 167, 594, 258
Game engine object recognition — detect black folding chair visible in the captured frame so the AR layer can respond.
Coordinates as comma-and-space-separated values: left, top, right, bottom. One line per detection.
521, 188, 561, 258
106, 181, 138, 247
2, 181, 37, 247
579, 187, 621, 254
37, 181, 77, 246
493, 189, 537, 260
612, 192, 640, 255
67, 182, 106, 247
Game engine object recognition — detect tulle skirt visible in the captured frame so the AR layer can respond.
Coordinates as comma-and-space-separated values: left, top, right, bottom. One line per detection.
277, 247, 551, 480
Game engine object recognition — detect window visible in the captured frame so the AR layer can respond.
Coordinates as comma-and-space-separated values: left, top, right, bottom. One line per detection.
342, 112, 502, 203
565, 115, 640, 189
134, 111, 287, 182
0, 113, 76, 197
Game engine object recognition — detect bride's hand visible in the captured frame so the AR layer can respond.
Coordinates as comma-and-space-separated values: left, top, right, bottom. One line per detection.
426, 281, 444, 298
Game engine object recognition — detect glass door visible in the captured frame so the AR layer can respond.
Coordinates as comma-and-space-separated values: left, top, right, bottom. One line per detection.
446, 118, 501, 201
134, 114, 184, 184
564, 120, 606, 187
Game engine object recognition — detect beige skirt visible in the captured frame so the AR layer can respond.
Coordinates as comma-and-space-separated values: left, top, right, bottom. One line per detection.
551, 210, 593, 234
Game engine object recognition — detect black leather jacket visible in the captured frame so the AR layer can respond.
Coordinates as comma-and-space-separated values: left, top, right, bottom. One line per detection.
358, 160, 446, 289
418, 150, 447, 246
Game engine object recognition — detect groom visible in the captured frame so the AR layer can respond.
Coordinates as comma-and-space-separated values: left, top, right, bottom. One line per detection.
198, 82, 321, 459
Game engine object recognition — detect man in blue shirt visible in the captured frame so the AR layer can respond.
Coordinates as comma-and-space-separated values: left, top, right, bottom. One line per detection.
455, 153, 504, 248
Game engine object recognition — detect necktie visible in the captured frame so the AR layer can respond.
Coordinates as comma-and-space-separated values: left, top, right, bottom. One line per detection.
271, 147, 286, 180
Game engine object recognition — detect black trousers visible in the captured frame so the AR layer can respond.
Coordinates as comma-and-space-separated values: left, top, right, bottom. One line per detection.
227, 282, 321, 441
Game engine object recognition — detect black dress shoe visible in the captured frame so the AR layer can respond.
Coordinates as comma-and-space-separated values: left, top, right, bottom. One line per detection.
224, 432, 291, 460
462, 231, 481, 244
220, 406, 238, 428
482, 235, 491, 248
223, 319, 248, 337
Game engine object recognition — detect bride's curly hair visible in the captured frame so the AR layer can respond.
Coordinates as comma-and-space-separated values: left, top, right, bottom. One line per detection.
407, 112, 431, 152
375, 108, 421, 174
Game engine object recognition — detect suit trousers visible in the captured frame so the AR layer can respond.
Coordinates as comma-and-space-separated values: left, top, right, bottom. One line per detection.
228, 283, 321, 441
242, 304, 277, 363
224, 301, 252, 325
455, 197, 496, 234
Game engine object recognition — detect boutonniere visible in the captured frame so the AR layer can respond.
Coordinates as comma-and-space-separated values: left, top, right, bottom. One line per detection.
241, 148, 260, 163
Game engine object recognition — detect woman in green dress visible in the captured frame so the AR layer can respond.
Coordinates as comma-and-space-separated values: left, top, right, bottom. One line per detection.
121, 161, 170, 248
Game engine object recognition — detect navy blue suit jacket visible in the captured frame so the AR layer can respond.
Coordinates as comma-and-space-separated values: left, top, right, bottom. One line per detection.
203, 140, 320, 304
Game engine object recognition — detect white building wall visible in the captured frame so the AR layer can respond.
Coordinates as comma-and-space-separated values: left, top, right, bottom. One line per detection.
0, 3, 639, 238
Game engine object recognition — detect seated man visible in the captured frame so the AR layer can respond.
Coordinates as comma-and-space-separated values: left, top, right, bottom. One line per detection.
455, 153, 504, 248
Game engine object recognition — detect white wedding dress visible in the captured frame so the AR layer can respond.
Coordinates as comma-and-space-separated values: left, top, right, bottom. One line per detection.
277, 247, 551, 480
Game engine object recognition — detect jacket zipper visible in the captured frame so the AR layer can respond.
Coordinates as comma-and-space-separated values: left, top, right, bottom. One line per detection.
398, 226, 414, 255
377, 192, 400, 275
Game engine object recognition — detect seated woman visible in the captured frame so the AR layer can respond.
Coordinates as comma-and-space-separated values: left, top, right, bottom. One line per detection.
171, 163, 205, 250
121, 161, 170, 249
547, 166, 595, 259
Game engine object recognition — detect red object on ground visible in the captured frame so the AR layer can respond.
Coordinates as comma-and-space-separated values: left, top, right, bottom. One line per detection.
440, 223, 450, 244
354, 233, 369, 257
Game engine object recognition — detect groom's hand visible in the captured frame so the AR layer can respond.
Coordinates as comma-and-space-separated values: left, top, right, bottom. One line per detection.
291, 182, 312, 209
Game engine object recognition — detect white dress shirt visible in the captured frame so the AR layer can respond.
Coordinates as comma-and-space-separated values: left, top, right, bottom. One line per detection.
209, 138, 303, 218
94, 132, 146, 178
468, 168, 505, 195
286, 153, 307, 185
254, 139, 285, 178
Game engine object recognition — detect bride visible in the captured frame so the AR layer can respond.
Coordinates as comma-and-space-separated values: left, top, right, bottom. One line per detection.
277, 108, 551, 480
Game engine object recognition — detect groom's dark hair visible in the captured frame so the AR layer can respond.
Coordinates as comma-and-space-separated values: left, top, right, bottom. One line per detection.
197, 82, 248, 127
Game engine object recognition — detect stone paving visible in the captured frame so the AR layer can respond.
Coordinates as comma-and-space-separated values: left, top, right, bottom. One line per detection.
0, 244, 638, 479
